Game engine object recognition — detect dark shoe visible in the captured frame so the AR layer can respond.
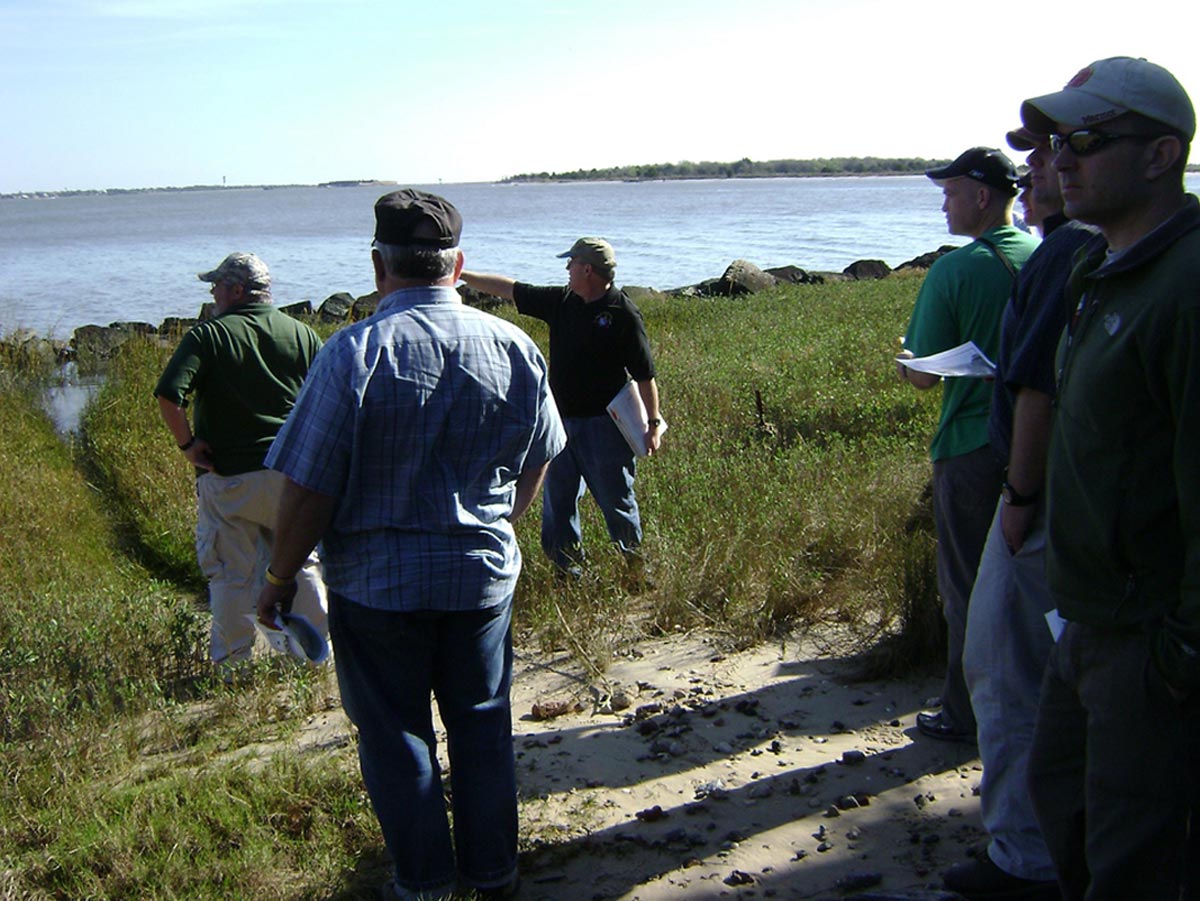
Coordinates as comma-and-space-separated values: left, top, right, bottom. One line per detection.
916, 710, 975, 744
944, 855, 1059, 899
619, 551, 654, 592
553, 563, 583, 582
378, 879, 456, 901
476, 875, 520, 899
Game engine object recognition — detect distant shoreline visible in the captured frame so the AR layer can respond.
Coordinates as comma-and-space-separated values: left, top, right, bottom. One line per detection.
10, 164, 1200, 200
0, 172, 931, 200
0, 179, 398, 201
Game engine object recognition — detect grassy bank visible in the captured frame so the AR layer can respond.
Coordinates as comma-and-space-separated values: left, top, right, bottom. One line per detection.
0, 274, 941, 898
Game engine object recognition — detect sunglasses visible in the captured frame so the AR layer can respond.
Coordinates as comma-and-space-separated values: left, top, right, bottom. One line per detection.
1049, 129, 1160, 156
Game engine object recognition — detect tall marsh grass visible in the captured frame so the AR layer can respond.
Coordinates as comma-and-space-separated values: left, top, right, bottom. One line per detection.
1, 275, 943, 897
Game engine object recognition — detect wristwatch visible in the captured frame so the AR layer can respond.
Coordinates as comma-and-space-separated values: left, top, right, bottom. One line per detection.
1001, 478, 1038, 507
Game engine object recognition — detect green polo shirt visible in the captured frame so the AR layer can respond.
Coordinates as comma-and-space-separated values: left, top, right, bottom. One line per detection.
904, 225, 1039, 461
154, 303, 322, 476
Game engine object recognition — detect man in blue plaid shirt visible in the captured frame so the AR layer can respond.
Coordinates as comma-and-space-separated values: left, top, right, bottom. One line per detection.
256, 190, 565, 901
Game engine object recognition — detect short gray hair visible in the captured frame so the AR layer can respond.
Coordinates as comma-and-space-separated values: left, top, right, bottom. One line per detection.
373, 241, 458, 280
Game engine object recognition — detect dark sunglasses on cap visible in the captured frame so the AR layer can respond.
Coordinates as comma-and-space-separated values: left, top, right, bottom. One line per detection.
1049, 128, 1161, 156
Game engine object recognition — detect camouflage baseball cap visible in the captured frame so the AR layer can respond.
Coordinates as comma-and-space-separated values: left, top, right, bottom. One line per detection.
197, 252, 271, 288
556, 237, 616, 270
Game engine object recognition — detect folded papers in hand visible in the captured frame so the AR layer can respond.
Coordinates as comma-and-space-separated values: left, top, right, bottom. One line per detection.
248, 612, 329, 664
606, 380, 667, 457
897, 341, 996, 378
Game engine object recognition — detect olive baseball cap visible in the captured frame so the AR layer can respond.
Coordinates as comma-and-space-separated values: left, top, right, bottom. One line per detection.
1021, 56, 1195, 139
374, 189, 463, 248
926, 147, 1020, 196
556, 237, 616, 270
198, 252, 271, 288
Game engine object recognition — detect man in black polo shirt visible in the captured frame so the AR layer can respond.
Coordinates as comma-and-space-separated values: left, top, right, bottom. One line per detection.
461, 238, 662, 575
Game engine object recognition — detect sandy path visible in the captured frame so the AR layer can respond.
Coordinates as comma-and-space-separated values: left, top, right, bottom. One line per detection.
291, 631, 983, 900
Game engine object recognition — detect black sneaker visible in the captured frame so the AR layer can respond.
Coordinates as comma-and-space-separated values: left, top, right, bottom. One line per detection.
944, 855, 1059, 899
473, 874, 520, 899
916, 709, 975, 744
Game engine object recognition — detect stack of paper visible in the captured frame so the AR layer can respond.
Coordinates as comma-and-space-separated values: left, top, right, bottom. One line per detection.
897, 341, 997, 378
606, 380, 667, 457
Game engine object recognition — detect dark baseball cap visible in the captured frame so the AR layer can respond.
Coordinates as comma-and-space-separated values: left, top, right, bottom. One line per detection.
926, 147, 1020, 196
1006, 126, 1047, 152
374, 189, 463, 248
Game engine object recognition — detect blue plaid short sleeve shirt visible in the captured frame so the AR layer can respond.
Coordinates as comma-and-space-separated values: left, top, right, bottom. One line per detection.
266, 286, 565, 611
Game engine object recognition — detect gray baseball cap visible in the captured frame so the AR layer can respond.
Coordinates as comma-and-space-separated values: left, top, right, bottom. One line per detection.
556, 236, 616, 270
198, 252, 271, 288
1021, 56, 1195, 139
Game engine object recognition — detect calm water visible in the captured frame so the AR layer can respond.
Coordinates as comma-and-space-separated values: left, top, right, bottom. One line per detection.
4, 175, 1198, 339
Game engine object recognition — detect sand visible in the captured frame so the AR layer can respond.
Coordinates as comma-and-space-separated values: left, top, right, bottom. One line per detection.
292, 628, 984, 900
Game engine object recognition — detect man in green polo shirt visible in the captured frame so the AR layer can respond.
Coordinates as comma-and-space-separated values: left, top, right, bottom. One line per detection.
155, 252, 327, 675
897, 148, 1039, 743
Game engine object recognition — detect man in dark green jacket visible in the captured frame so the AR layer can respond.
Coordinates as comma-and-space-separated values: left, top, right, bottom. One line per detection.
1021, 56, 1199, 900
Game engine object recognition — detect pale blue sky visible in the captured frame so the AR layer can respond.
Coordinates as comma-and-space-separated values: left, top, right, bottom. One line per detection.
2, 0, 1196, 193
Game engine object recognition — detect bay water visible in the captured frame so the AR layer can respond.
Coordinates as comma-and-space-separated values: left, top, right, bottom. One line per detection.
4, 174, 1199, 341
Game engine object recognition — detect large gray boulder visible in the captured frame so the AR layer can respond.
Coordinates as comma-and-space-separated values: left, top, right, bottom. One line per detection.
457, 285, 507, 311
160, 317, 200, 337
71, 323, 144, 360
716, 259, 777, 296
317, 292, 355, 324
351, 291, 381, 320
765, 265, 821, 285
843, 259, 892, 280
897, 245, 959, 271
279, 300, 314, 318
0, 329, 67, 367
622, 285, 661, 301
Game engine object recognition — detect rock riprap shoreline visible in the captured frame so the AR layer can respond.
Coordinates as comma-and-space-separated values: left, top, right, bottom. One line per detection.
4, 248, 956, 365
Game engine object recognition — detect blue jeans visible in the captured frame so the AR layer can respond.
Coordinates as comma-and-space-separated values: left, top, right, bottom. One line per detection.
963, 501, 1056, 881
328, 593, 518, 895
541, 415, 640, 567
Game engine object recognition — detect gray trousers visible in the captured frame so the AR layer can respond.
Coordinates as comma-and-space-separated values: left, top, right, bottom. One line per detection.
932, 444, 1002, 734
963, 501, 1056, 881
1029, 622, 1197, 900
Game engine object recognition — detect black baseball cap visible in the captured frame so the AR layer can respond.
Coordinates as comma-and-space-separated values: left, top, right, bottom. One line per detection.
926, 147, 1020, 196
373, 189, 463, 248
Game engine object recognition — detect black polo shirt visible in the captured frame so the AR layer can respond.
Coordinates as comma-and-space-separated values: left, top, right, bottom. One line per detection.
513, 283, 655, 417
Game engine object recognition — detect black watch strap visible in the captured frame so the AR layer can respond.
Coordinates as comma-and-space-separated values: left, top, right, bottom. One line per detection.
1002, 479, 1038, 507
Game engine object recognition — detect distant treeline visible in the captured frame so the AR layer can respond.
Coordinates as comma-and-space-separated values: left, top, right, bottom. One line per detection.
503, 157, 957, 182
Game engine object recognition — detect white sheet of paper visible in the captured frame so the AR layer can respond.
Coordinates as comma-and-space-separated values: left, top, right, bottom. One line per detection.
606, 380, 666, 458
898, 341, 997, 378
1045, 608, 1067, 642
